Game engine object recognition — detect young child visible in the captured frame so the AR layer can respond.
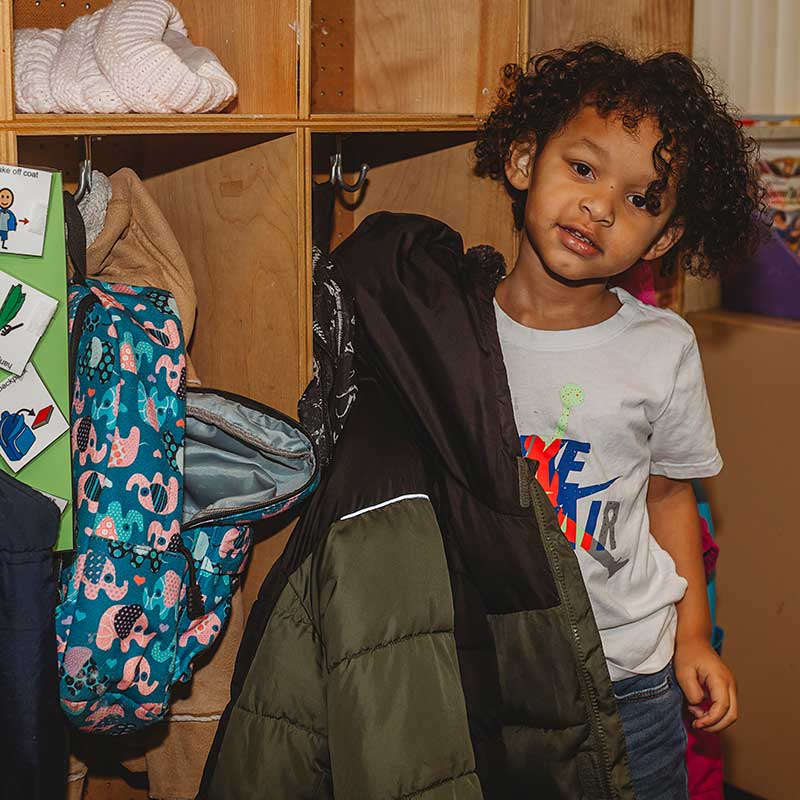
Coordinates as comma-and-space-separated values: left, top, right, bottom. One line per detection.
475, 42, 763, 799
201, 42, 764, 800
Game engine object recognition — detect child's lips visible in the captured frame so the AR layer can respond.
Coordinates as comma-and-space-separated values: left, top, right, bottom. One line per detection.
557, 225, 602, 256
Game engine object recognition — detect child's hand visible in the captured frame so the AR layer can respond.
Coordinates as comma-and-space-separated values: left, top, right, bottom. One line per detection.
674, 637, 738, 733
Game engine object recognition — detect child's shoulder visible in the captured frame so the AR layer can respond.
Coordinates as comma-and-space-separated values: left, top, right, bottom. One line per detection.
614, 287, 697, 351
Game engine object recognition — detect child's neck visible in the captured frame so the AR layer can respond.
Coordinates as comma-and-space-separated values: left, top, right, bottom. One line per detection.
496, 238, 622, 331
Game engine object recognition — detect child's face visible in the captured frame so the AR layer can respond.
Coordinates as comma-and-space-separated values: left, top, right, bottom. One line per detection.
0, 190, 12, 210
506, 105, 683, 283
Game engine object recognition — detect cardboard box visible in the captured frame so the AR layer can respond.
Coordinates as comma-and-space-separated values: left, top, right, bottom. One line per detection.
689, 309, 799, 800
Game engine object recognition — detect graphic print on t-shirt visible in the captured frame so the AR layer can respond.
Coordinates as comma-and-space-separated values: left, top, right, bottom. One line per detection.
521, 383, 629, 577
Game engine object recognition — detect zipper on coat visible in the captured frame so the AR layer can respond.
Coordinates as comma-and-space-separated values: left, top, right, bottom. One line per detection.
526, 464, 617, 800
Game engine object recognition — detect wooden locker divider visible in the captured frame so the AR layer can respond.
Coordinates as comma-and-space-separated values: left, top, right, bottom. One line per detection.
144, 133, 302, 415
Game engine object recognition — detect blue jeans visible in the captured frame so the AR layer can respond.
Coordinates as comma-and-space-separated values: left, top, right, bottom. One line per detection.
613, 663, 689, 800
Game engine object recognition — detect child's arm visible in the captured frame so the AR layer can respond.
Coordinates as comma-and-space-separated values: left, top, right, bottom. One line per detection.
647, 475, 738, 732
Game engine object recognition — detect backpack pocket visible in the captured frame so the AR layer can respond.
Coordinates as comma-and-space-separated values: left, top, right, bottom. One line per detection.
58, 531, 189, 733
171, 522, 251, 683
166, 388, 319, 685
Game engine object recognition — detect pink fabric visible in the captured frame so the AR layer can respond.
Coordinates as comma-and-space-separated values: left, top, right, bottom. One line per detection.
700, 517, 719, 577
615, 258, 725, 800
613, 260, 658, 306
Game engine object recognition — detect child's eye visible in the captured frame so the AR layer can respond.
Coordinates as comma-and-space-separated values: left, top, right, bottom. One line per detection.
628, 194, 647, 209
571, 162, 593, 178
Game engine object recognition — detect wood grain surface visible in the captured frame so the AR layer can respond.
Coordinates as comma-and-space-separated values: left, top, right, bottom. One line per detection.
529, 0, 692, 57
144, 133, 301, 416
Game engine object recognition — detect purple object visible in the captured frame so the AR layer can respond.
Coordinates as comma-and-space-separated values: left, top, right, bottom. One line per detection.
723, 228, 800, 319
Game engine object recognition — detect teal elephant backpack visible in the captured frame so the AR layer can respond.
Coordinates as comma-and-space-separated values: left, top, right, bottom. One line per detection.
57, 193, 319, 733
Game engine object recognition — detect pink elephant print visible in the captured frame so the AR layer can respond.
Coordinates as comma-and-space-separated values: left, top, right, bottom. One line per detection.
126, 472, 179, 514
96, 603, 155, 652
73, 377, 85, 414
178, 611, 221, 650
84, 702, 125, 729
147, 519, 180, 551
75, 552, 128, 600
72, 417, 108, 466
62, 699, 88, 715
77, 471, 109, 514
219, 527, 251, 570
94, 501, 143, 542
137, 382, 178, 431
155, 354, 186, 394
93, 382, 126, 426
92, 287, 125, 311
107, 425, 140, 469
120, 331, 154, 373
108, 283, 138, 296
134, 702, 165, 721
143, 569, 183, 619
144, 318, 181, 349
117, 655, 159, 696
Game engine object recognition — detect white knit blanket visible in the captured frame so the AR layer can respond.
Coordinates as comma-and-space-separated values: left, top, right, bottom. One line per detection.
15, 0, 237, 114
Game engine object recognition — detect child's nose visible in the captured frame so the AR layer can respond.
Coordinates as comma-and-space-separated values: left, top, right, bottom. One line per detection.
580, 189, 615, 226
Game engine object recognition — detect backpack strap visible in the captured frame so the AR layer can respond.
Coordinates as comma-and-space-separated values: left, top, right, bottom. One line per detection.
62, 190, 87, 285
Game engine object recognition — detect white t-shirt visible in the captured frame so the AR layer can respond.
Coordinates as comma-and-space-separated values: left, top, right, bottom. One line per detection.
495, 286, 722, 681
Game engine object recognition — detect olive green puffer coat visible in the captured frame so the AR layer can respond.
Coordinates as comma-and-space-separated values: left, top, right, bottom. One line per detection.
199, 214, 635, 799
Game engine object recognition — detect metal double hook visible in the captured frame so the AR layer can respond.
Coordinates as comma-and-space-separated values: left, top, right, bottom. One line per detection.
73, 135, 94, 203
329, 134, 369, 193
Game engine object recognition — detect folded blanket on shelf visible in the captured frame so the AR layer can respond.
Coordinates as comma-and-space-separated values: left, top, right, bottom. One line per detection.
15, 0, 237, 114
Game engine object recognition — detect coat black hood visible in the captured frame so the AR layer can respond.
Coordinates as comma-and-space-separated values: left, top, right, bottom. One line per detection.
331, 212, 524, 515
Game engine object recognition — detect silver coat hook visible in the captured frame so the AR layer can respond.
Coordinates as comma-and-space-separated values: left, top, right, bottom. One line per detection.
330, 135, 369, 193
73, 135, 93, 203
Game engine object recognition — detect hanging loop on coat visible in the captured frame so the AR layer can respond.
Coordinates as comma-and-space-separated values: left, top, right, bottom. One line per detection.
73, 135, 95, 203
330, 134, 369, 193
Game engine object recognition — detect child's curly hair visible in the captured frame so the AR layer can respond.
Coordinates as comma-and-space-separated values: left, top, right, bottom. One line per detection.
474, 42, 768, 277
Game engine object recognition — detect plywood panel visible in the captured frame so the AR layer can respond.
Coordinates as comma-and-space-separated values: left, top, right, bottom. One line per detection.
176, 0, 298, 116
529, 0, 693, 57
0, 130, 16, 162
13, 0, 112, 29
319, 132, 517, 264
690, 310, 799, 800
144, 133, 301, 417
17, 134, 146, 189
0, 0, 14, 121
311, 0, 519, 115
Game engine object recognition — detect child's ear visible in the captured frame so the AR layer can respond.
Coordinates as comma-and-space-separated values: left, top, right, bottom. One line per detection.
642, 219, 685, 261
505, 141, 536, 191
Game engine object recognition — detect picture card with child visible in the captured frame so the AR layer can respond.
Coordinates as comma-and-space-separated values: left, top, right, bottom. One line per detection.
0, 164, 53, 257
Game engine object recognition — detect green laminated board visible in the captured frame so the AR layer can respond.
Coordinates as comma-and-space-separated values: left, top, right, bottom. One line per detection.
0, 171, 73, 551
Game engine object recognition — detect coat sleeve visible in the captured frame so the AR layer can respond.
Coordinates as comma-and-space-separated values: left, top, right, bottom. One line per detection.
318, 494, 483, 799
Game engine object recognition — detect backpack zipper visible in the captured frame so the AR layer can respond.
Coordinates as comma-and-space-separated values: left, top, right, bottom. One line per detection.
527, 467, 617, 799
170, 536, 205, 620
69, 291, 99, 395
